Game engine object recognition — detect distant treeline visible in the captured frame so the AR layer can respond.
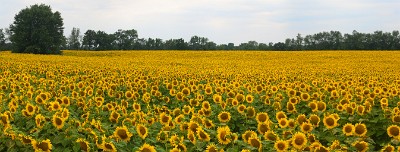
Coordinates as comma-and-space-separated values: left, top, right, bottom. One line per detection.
1, 28, 400, 51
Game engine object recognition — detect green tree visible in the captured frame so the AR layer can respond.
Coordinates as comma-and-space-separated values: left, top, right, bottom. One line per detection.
9, 4, 64, 54
67, 27, 81, 50
0, 29, 5, 51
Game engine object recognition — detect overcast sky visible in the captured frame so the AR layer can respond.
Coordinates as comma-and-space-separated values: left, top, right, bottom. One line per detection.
1, 0, 399, 44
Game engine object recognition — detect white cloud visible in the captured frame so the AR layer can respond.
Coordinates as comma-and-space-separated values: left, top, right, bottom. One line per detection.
1, 0, 399, 44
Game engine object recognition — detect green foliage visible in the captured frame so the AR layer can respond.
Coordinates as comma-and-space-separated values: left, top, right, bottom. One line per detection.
9, 4, 64, 54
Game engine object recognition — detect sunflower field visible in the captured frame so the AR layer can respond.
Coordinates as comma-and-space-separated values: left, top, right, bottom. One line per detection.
1, 50, 400, 152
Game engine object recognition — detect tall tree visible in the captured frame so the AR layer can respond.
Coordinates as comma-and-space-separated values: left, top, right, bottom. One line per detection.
67, 27, 81, 50
0, 29, 5, 50
114, 29, 138, 50
82, 30, 96, 50
9, 4, 64, 54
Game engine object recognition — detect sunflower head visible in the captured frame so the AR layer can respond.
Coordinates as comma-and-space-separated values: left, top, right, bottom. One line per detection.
32, 139, 52, 152
342, 123, 354, 136
387, 125, 400, 138
354, 123, 367, 137
114, 126, 133, 142
291, 132, 308, 150
274, 140, 289, 152
217, 126, 232, 145
352, 141, 369, 152
218, 111, 231, 123
136, 124, 148, 139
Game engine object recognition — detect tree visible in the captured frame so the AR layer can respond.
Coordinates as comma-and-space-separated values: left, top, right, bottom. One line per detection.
67, 27, 81, 50
0, 29, 5, 51
82, 30, 96, 50
114, 29, 138, 50
9, 4, 64, 54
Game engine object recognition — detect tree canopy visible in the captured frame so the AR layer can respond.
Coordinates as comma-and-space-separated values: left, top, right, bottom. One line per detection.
9, 4, 64, 54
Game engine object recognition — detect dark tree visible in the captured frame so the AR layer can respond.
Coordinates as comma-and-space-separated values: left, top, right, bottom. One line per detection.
0, 29, 5, 51
82, 30, 96, 50
9, 4, 64, 54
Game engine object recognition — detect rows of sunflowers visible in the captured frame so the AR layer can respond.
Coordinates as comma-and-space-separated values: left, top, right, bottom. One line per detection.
1, 50, 400, 151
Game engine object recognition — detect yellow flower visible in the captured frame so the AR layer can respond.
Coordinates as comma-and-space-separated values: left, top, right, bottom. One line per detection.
52, 114, 65, 130
274, 140, 289, 152
342, 123, 354, 136
218, 111, 231, 123
196, 127, 211, 142
138, 143, 156, 152
354, 123, 367, 137
387, 125, 400, 138
136, 124, 148, 139
32, 139, 52, 152
76, 138, 90, 152
256, 112, 269, 123
291, 132, 307, 150
323, 115, 338, 129
352, 141, 369, 152
113, 125, 133, 142
217, 126, 232, 145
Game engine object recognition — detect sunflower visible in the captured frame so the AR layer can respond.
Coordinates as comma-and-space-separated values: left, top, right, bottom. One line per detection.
183, 105, 192, 115
275, 111, 287, 120
264, 130, 278, 141
242, 130, 257, 143
317, 101, 326, 111
288, 119, 296, 128
380, 144, 395, 152
352, 141, 369, 152
236, 93, 245, 102
187, 131, 196, 144
133, 103, 141, 111
274, 140, 289, 152
297, 114, 307, 125
205, 86, 213, 95
246, 106, 256, 118
245, 94, 254, 103
25, 103, 36, 115
169, 148, 180, 152
136, 124, 148, 139
205, 143, 218, 152
387, 125, 400, 138
159, 112, 172, 125
237, 104, 246, 114
300, 92, 310, 101
323, 115, 338, 129
62, 96, 70, 106
257, 122, 270, 134
248, 136, 262, 151
218, 111, 231, 123
35, 114, 45, 128
287, 102, 297, 113
256, 112, 269, 123
342, 123, 354, 136
300, 122, 313, 133
19, 134, 33, 145
109, 110, 120, 123
197, 127, 211, 142
217, 126, 232, 145
76, 138, 90, 152
175, 143, 187, 152
52, 114, 65, 130
354, 123, 367, 137
308, 101, 318, 112
278, 118, 288, 128
113, 126, 133, 142
203, 118, 215, 129
291, 132, 307, 150
32, 139, 52, 152
309, 114, 320, 126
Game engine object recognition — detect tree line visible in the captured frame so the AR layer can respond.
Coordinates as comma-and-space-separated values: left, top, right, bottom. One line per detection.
2, 27, 400, 51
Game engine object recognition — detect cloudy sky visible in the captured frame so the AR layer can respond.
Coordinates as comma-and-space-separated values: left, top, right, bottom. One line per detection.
1, 0, 399, 44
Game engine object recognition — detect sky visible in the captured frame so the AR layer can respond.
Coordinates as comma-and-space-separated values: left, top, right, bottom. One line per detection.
1, 0, 399, 44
